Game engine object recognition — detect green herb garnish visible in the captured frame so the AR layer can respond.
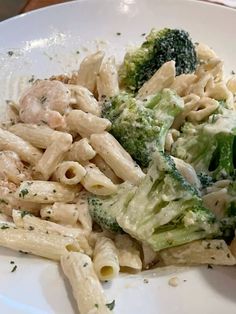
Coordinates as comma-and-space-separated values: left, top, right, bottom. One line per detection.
1, 224, 9, 230
11, 265, 17, 272
106, 300, 115, 310
19, 189, 29, 198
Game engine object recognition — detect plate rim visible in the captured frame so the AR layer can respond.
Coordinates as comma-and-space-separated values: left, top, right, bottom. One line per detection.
0, 0, 236, 28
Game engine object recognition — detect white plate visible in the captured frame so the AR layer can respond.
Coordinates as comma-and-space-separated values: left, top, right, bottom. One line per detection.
0, 0, 236, 313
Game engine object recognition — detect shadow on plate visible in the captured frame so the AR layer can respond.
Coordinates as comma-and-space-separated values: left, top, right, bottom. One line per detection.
39, 264, 78, 314
199, 265, 236, 303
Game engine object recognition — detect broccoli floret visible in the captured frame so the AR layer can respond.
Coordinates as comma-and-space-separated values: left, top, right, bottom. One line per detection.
89, 151, 218, 251
172, 110, 236, 181
88, 182, 136, 233
119, 28, 197, 91
102, 89, 184, 167
116, 151, 218, 251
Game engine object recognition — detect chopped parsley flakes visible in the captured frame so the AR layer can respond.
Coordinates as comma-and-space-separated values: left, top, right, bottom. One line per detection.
0, 199, 8, 205
20, 210, 31, 218
106, 300, 115, 311
19, 189, 29, 198
11, 265, 17, 273
1, 224, 9, 230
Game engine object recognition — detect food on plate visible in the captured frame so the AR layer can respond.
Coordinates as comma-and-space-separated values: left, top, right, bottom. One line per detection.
1, 27, 236, 313
119, 28, 197, 91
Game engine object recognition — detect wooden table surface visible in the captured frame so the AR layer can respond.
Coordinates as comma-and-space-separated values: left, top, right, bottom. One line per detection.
0, 0, 71, 21
22, 0, 71, 13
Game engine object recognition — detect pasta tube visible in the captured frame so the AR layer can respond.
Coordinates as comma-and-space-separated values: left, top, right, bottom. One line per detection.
35, 132, 72, 180
15, 180, 78, 203
61, 252, 111, 314
68, 84, 101, 116
93, 236, 120, 281
90, 132, 145, 185
137, 61, 175, 98
40, 202, 79, 225
0, 151, 31, 184
54, 161, 86, 185
0, 128, 42, 165
66, 110, 111, 138
92, 154, 122, 184
160, 240, 236, 266
12, 209, 92, 256
65, 138, 96, 163
9, 123, 65, 149
81, 163, 117, 195
114, 234, 142, 272
0, 228, 81, 261
72, 51, 105, 92
97, 57, 119, 99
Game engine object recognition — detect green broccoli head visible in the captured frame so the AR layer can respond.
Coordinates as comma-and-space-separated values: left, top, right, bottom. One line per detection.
172, 110, 236, 181
119, 28, 197, 92
102, 89, 184, 167
88, 151, 218, 251
88, 182, 136, 233
116, 151, 218, 251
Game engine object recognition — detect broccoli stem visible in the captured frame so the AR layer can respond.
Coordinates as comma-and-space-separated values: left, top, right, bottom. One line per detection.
150, 227, 209, 251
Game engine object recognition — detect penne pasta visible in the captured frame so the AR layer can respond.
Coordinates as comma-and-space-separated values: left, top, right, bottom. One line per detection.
15, 180, 78, 203
137, 61, 176, 98
91, 154, 122, 184
12, 209, 92, 256
90, 132, 145, 185
93, 236, 120, 281
35, 132, 72, 180
66, 110, 111, 138
68, 84, 101, 116
0, 128, 42, 165
81, 163, 117, 196
0, 180, 41, 216
76, 194, 93, 234
65, 138, 96, 163
54, 161, 86, 185
160, 240, 236, 266
0, 228, 81, 261
97, 57, 119, 99
40, 202, 79, 225
9, 123, 65, 149
71, 51, 105, 93
41, 197, 92, 234
142, 243, 159, 270
115, 234, 142, 273
61, 252, 111, 314
0, 151, 31, 184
